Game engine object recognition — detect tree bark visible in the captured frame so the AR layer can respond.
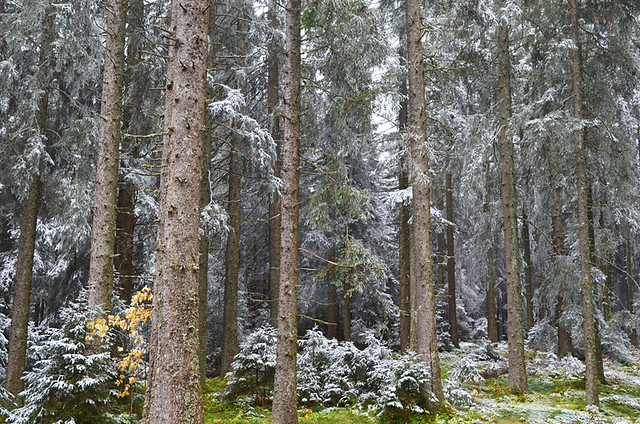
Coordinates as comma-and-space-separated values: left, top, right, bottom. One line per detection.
497, 4, 528, 393
445, 173, 459, 348
522, 209, 534, 332
343, 288, 352, 342
87, 0, 127, 315
142, 0, 208, 421
271, 0, 301, 421
485, 160, 498, 343
405, 0, 443, 402
6, 4, 55, 399
569, 0, 598, 406
267, 0, 282, 329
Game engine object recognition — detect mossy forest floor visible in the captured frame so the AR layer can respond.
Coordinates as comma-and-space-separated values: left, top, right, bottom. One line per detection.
204, 343, 640, 423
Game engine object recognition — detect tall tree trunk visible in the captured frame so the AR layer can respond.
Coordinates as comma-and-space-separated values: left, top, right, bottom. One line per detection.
548, 138, 573, 357
6, 4, 55, 398
522, 209, 534, 332
600, 214, 612, 322
221, 132, 243, 375
497, 4, 528, 393
397, 25, 410, 351
267, 0, 282, 329
197, 0, 216, 387
115, 0, 144, 305
406, 0, 443, 402
87, 0, 127, 315
626, 237, 637, 346
142, 0, 208, 420
485, 160, 498, 343
221, 6, 247, 375
445, 173, 459, 348
271, 0, 301, 421
569, 0, 598, 406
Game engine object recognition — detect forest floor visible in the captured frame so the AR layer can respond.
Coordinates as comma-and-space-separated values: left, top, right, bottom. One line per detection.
203, 342, 640, 423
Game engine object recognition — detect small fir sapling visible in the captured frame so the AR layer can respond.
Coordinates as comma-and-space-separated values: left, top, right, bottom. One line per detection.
8, 293, 121, 424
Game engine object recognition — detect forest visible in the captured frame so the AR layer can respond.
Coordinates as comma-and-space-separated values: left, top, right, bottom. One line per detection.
0, 0, 639, 423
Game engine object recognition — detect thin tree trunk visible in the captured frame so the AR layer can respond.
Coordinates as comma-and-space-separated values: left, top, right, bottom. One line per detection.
115, 0, 144, 305
600, 214, 612, 322
271, 0, 301, 421
626, 237, 637, 346
485, 160, 498, 343
397, 27, 410, 351
267, 0, 282, 329
586, 186, 605, 384
6, 4, 55, 398
569, 0, 598, 406
522, 209, 534, 332
142, 0, 208, 420
497, 4, 528, 393
445, 173, 459, 348
406, 0, 443, 402
87, 0, 127, 315
548, 138, 573, 357
327, 281, 338, 339
221, 132, 243, 375
343, 288, 352, 342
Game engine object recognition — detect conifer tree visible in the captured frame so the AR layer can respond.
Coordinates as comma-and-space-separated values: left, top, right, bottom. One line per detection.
143, 0, 209, 420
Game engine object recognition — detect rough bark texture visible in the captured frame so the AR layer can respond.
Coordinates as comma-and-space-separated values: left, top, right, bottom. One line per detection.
267, 0, 282, 329
114, 180, 135, 303
142, 0, 208, 421
484, 160, 498, 343
6, 5, 55, 398
522, 209, 534, 332
626, 237, 637, 346
406, 0, 443, 403
445, 173, 459, 348
497, 8, 528, 393
87, 0, 127, 315
569, 0, 598, 406
343, 290, 352, 342
271, 0, 301, 421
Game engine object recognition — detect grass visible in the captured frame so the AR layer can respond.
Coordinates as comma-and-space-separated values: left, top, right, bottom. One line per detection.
204, 345, 640, 423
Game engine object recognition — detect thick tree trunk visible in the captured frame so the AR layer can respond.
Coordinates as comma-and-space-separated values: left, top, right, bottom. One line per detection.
497, 6, 528, 393
271, 0, 301, 421
522, 209, 534, 332
569, 0, 598, 406
267, 0, 282, 329
142, 0, 208, 421
405, 0, 443, 402
445, 173, 459, 348
6, 5, 55, 398
626, 237, 637, 346
484, 160, 498, 343
87, 0, 127, 315
221, 133, 243, 375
